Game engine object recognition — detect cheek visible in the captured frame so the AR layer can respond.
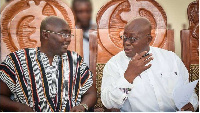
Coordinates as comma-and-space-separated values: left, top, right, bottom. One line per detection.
133, 43, 149, 53
49, 37, 63, 47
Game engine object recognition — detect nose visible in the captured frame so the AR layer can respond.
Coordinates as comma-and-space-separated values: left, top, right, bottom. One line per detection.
65, 37, 71, 42
123, 39, 132, 46
63, 37, 71, 45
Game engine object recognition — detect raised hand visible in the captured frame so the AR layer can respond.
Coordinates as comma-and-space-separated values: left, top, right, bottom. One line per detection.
124, 51, 153, 83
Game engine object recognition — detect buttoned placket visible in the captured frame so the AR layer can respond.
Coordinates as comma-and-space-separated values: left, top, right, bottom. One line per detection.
146, 69, 164, 111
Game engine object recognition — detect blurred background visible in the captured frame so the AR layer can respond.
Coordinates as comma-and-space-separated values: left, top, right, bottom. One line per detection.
0, 0, 195, 58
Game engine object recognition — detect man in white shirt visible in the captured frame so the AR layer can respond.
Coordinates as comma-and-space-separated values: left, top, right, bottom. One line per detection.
101, 17, 198, 112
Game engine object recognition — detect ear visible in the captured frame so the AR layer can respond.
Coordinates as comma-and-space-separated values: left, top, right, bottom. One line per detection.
147, 35, 152, 44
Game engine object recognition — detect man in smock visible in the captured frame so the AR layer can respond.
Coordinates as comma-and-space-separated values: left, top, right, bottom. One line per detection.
0, 16, 97, 112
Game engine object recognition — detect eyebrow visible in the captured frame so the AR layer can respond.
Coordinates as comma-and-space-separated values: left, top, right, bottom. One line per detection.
59, 29, 71, 33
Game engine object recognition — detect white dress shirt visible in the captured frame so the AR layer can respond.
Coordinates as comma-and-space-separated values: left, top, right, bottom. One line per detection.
101, 46, 198, 112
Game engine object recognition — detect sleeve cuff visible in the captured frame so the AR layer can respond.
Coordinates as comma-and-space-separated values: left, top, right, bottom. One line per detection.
114, 75, 140, 88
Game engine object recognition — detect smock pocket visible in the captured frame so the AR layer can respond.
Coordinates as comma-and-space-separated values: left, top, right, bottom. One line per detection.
160, 71, 179, 95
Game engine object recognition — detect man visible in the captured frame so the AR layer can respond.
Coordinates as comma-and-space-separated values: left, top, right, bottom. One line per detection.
72, 0, 96, 66
0, 16, 97, 112
101, 17, 198, 112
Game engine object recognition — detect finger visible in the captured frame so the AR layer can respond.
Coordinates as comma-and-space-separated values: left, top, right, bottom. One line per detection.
181, 108, 190, 111
143, 64, 152, 71
143, 56, 153, 65
191, 107, 194, 112
132, 53, 140, 60
183, 106, 194, 111
134, 51, 147, 60
142, 53, 152, 61
139, 51, 148, 58
187, 107, 194, 111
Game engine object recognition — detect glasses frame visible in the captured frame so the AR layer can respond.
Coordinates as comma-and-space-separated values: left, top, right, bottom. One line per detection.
43, 30, 74, 39
120, 34, 151, 43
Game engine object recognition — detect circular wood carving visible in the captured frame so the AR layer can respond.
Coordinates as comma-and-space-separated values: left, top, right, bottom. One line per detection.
96, 0, 167, 56
1, 0, 75, 60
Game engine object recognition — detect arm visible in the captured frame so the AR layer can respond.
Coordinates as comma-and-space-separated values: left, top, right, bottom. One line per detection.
0, 80, 33, 112
101, 51, 153, 109
101, 62, 132, 109
80, 83, 97, 109
70, 57, 97, 112
0, 55, 33, 112
70, 83, 97, 112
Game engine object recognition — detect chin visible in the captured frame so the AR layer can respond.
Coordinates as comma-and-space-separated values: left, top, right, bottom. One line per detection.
61, 50, 68, 54
125, 52, 133, 58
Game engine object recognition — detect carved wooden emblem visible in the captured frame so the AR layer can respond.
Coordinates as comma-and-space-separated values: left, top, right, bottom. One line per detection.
96, 0, 168, 61
188, 0, 199, 40
180, 0, 199, 71
187, 0, 199, 62
1, 0, 75, 61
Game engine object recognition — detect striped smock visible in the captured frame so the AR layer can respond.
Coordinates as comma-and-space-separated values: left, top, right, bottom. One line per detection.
0, 48, 93, 111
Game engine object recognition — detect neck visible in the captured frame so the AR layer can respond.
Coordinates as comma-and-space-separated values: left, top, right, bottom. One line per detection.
146, 46, 150, 52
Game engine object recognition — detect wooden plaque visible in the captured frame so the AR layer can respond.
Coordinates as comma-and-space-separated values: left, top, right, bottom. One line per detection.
1, 0, 84, 61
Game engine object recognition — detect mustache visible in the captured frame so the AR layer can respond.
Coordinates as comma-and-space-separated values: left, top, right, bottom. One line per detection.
63, 42, 70, 45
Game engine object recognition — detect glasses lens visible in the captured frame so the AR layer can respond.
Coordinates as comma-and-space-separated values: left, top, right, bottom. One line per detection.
63, 34, 74, 38
122, 35, 138, 43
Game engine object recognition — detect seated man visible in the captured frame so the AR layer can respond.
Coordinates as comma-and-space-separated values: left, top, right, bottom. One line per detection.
101, 17, 198, 112
0, 16, 97, 112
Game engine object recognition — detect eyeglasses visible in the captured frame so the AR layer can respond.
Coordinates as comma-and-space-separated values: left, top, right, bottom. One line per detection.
43, 30, 74, 38
120, 34, 151, 43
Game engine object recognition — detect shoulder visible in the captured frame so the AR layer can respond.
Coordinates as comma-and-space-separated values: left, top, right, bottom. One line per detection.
151, 46, 177, 56
2, 48, 36, 65
7, 48, 36, 57
106, 51, 126, 65
151, 46, 180, 61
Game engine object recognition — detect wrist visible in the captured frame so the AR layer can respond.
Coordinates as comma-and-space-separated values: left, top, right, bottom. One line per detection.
79, 103, 88, 111
13, 102, 22, 112
124, 72, 137, 84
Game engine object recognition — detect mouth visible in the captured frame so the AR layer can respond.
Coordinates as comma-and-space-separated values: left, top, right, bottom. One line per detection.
124, 48, 132, 53
62, 43, 69, 49
63, 41, 70, 46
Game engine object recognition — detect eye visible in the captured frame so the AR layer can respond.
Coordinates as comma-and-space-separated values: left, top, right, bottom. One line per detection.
65, 34, 70, 38
61, 33, 68, 37
133, 38, 137, 41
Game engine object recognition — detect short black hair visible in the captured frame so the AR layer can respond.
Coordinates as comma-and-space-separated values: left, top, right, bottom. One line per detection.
40, 16, 68, 40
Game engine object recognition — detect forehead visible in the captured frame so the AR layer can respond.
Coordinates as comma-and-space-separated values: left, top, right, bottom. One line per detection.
48, 20, 71, 32
123, 31, 140, 36
74, 1, 91, 9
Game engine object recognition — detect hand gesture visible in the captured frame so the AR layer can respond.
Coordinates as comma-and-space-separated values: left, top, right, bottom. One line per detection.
124, 51, 153, 83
